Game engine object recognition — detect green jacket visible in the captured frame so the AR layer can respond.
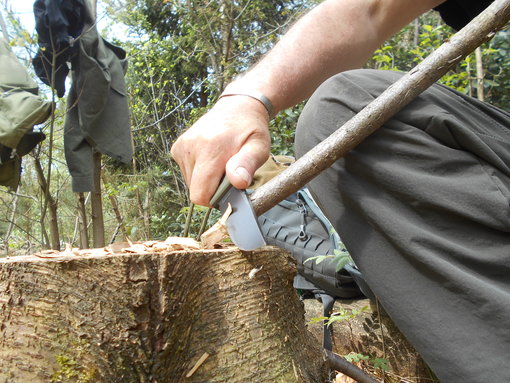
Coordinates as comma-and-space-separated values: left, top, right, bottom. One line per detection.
64, 1, 132, 192
0, 38, 52, 189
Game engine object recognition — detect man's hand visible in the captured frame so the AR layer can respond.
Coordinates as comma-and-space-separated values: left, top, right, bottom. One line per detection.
171, 95, 271, 207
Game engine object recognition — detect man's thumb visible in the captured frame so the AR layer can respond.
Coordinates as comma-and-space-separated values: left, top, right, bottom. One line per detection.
226, 144, 269, 190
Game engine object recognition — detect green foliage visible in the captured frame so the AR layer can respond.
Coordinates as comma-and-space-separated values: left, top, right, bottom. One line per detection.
310, 303, 389, 372
305, 248, 353, 272
344, 352, 370, 363
345, 352, 390, 372
367, 11, 510, 108
328, 305, 369, 326
309, 304, 369, 325
483, 30, 510, 110
97, 0, 318, 243
153, 204, 221, 239
270, 103, 304, 156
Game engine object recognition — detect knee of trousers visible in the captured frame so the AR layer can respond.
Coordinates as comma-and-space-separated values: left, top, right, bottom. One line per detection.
295, 69, 405, 158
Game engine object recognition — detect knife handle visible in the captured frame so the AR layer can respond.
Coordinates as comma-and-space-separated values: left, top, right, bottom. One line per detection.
210, 176, 232, 208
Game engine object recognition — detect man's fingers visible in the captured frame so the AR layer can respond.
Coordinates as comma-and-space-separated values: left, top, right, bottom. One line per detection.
188, 159, 226, 207
170, 137, 193, 188
226, 134, 270, 190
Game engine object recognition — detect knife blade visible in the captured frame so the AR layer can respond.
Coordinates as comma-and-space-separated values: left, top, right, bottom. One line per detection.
210, 176, 266, 250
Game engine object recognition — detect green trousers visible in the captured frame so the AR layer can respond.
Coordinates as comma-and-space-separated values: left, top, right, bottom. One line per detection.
295, 69, 510, 383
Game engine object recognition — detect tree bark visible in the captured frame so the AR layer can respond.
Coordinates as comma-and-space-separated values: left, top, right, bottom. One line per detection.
0, 246, 327, 382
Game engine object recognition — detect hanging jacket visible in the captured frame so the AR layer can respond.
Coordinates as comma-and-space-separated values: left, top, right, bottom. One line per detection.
0, 38, 51, 189
33, 0, 133, 192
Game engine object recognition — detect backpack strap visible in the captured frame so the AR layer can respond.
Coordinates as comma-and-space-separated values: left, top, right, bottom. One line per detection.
318, 293, 336, 351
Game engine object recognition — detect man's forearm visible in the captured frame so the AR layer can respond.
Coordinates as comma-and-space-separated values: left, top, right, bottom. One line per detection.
171, 0, 446, 205
229, 0, 446, 114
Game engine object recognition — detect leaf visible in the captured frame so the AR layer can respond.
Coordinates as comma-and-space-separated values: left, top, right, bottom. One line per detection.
333, 248, 349, 256
308, 316, 329, 324
304, 255, 332, 265
334, 255, 352, 272
344, 353, 370, 363
372, 357, 390, 371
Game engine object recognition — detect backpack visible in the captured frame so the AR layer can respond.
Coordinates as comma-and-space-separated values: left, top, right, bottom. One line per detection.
257, 186, 373, 300
252, 156, 374, 350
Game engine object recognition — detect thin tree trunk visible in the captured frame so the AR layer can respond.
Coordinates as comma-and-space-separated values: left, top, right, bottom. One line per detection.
77, 192, 89, 249
33, 157, 60, 250
475, 46, 484, 101
142, 188, 151, 238
218, 0, 234, 92
0, 246, 327, 382
133, 157, 151, 239
0, 10, 10, 42
3, 186, 19, 253
467, 59, 473, 97
101, 173, 128, 242
413, 18, 420, 47
91, 152, 105, 248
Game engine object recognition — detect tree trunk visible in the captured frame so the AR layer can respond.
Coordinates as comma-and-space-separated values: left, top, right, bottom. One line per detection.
91, 151, 105, 248
0, 9, 10, 42
475, 46, 485, 101
413, 18, 419, 47
33, 157, 60, 250
0, 246, 327, 382
3, 186, 20, 253
101, 173, 128, 243
76, 192, 89, 249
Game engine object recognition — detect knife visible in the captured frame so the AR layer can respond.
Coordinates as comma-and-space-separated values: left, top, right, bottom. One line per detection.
210, 176, 266, 250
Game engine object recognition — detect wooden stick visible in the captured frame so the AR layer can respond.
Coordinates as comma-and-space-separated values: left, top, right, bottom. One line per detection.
186, 352, 211, 378
250, 0, 510, 215
324, 350, 381, 383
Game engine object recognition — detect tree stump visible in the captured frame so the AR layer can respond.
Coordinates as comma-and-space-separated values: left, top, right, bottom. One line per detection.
0, 246, 327, 382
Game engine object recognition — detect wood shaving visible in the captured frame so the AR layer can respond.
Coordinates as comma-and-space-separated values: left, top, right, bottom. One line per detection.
200, 203, 232, 249
33, 249, 62, 259
186, 352, 210, 378
248, 266, 263, 279
114, 237, 201, 254
33, 237, 203, 258
34, 244, 113, 258
121, 243, 149, 254
163, 236, 201, 250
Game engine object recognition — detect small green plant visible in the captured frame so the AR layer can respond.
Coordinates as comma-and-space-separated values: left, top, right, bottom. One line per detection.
345, 352, 390, 372
310, 304, 389, 373
308, 304, 369, 326
304, 248, 353, 272
326, 305, 369, 326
